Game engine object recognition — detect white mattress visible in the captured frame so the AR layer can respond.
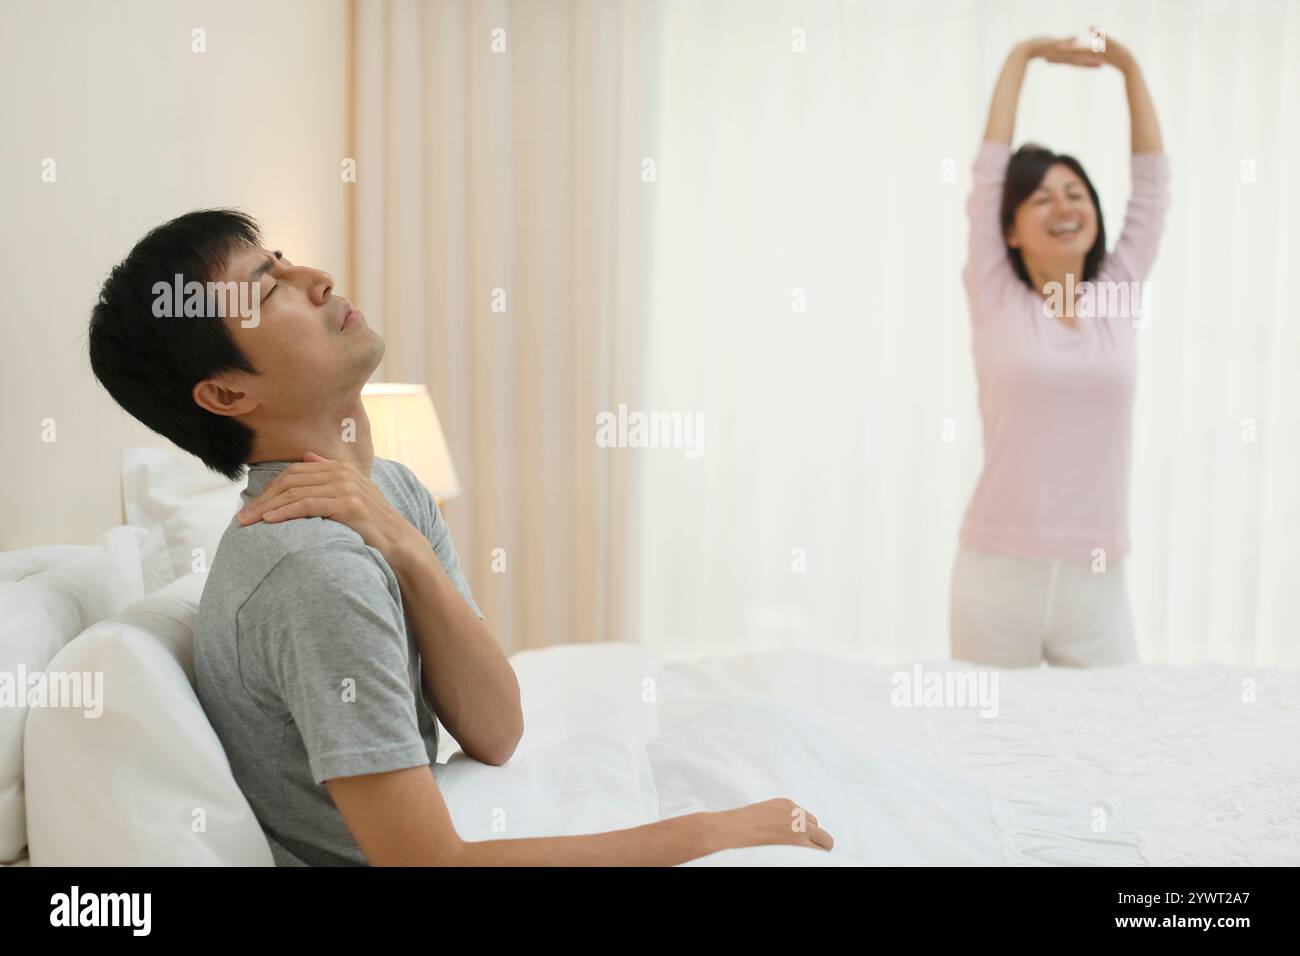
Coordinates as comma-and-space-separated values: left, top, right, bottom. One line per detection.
433, 644, 1300, 866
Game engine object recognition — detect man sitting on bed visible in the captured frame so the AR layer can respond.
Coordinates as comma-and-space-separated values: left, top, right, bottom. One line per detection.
86, 209, 834, 866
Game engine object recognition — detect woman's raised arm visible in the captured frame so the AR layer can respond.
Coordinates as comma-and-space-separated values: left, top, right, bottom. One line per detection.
1093, 34, 1170, 283
967, 38, 1104, 307
1097, 34, 1164, 153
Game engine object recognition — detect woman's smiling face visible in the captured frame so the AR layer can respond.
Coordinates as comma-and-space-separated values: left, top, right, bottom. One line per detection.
1005, 162, 1099, 269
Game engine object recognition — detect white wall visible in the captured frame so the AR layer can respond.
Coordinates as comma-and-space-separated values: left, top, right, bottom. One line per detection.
0, 0, 351, 548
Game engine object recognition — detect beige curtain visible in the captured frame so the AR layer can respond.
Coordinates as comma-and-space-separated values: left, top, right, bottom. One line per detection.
350, 0, 663, 653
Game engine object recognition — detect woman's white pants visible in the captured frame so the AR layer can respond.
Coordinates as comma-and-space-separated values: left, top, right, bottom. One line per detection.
949, 545, 1138, 668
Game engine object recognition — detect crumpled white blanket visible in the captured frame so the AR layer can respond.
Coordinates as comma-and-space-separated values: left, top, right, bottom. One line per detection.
434, 644, 1300, 866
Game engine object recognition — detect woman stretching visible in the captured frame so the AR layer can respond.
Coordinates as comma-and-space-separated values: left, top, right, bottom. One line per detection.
951, 34, 1169, 667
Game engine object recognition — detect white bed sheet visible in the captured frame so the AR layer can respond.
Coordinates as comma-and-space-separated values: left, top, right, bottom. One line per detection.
437, 644, 1300, 866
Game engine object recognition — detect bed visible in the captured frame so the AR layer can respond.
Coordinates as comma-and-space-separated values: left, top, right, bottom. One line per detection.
15, 629, 1300, 867
5, 447, 1298, 866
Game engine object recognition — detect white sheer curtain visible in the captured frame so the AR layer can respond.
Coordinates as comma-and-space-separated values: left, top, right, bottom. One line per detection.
630, 0, 1300, 666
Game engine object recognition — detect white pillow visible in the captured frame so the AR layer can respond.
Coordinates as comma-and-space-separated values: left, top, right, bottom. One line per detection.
435, 729, 661, 842
0, 525, 147, 862
24, 571, 274, 866
493, 643, 664, 762
0, 545, 92, 583
121, 447, 244, 593
25, 587, 658, 864
430, 645, 665, 850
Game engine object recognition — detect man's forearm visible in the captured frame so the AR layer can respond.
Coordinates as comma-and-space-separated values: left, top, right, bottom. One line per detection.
388, 536, 522, 764
453, 811, 723, 866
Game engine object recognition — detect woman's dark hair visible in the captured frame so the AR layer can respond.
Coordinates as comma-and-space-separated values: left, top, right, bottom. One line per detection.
1000, 144, 1106, 288
88, 209, 262, 481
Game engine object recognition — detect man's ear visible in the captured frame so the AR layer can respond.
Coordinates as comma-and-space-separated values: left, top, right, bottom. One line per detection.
193, 377, 258, 418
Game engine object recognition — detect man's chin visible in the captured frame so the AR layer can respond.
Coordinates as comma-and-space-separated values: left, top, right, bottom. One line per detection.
360, 328, 386, 370
340, 331, 385, 387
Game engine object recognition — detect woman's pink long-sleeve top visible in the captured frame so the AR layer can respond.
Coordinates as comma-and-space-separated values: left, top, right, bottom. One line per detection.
959, 141, 1170, 561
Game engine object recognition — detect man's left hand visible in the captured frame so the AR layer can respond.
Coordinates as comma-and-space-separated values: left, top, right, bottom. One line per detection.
236, 452, 424, 563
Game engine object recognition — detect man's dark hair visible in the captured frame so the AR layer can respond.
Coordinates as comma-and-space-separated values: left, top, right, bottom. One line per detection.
88, 209, 262, 481
1000, 144, 1107, 288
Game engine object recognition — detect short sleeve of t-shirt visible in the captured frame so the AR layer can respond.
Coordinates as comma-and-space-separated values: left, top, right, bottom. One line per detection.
237, 542, 431, 785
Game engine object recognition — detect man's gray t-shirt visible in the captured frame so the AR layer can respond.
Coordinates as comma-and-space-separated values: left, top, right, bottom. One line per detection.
194, 456, 483, 866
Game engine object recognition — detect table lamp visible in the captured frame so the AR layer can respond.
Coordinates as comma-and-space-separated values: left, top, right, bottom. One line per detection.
360, 383, 461, 504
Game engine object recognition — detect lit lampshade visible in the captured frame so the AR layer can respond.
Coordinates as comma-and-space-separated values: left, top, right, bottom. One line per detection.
361, 383, 461, 501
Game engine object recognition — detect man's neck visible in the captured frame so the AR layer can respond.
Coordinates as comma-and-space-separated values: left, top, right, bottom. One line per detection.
246, 393, 375, 476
